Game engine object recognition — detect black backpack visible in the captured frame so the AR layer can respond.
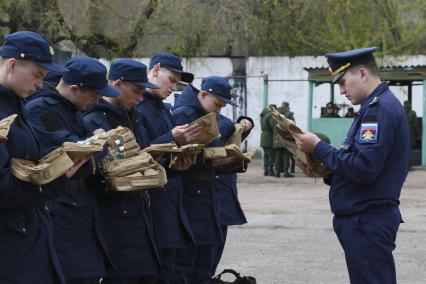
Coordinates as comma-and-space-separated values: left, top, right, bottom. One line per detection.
209, 269, 257, 284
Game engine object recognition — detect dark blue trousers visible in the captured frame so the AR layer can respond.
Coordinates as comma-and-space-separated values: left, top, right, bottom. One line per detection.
175, 245, 214, 284
210, 226, 228, 278
333, 207, 401, 284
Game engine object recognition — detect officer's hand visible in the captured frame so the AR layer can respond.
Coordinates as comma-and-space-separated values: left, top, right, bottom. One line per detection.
93, 128, 105, 135
295, 158, 314, 177
172, 123, 203, 145
239, 119, 253, 132
65, 157, 90, 178
292, 131, 320, 153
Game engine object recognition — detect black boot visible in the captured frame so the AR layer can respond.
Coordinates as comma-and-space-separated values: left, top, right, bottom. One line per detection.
275, 170, 281, 178
264, 167, 268, 176
283, 171, 294, 178
268, 165, 275, 176
290, 159, 295, 174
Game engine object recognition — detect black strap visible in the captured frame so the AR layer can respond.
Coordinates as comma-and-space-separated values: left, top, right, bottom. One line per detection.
214, 269, 242, 280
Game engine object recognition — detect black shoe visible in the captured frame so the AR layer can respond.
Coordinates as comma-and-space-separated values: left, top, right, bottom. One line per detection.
275, 172, 281, 178
283, 172, 294, 178
264, 169, 268, 176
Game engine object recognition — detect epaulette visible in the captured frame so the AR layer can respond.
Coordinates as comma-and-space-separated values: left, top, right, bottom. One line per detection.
368, 96, 380, 106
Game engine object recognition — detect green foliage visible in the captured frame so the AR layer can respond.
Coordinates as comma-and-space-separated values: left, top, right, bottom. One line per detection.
0, 0, 425, 57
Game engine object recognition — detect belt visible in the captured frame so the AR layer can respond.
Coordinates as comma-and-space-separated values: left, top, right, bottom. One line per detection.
363, 204, 396, 214
182, 171, 214, 182
68, 178, 89, 192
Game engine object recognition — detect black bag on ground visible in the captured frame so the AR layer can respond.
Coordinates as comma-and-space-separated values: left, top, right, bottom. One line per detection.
209, 269, 257, 284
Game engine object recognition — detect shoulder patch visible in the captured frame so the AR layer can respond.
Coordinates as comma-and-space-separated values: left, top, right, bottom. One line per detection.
359, 122, 378, 143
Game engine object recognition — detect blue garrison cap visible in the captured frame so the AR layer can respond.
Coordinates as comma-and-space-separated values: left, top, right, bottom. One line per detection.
149, 52, 194, 83
0, 31, 67, 73
201, 76, 237, 107
325, 47, 378, 83
109, 58, 159, 89
62, 56, 120, 97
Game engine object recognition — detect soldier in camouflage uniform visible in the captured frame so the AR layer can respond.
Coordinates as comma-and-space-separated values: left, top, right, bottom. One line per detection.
260, 104, 277, 176
404, 100, 420, 151
273, 102, 295, 178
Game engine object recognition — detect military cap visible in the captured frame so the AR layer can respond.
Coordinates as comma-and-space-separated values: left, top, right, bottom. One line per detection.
62, 56, 120, 97
201, 76, 237, 107
325, 47, 378, 83
0, 31, 66, 73
108, 58, 159, 89
149, 52, 194, 83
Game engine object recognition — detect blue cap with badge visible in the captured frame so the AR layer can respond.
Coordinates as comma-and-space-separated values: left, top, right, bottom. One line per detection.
149, 52, 194, 83
0, 31, 67, 73
62, 56, 120, 97
109, 58, 159, 89
325, 47, 378, 84
201, 76, 237, 107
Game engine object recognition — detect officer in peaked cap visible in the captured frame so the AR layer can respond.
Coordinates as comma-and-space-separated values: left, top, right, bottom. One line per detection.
292, 47, 409, 284
0, 31, 74, 283
25, 56, 120, 284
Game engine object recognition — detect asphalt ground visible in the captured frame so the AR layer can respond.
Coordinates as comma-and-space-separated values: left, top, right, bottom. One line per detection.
215, 160, 426, 283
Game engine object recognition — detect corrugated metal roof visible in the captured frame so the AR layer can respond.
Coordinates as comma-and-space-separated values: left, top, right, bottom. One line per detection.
304, 65, 426, 83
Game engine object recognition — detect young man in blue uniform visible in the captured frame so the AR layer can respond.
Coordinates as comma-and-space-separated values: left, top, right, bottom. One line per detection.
25, 56, 121, 284
293, 47, 409, 284
210, 113, 254, 277
82, 58, 161, 284
172, 76, 240, 284
0, 31, 87, 284
133, 52, 202, 284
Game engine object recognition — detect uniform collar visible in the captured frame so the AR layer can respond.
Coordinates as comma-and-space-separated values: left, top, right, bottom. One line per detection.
360, 82, 388, 110
144, 90, 165, 109
0, 84, 24, 114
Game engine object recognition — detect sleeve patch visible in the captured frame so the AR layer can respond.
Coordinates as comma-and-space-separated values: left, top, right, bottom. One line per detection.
359, 122, 378, 143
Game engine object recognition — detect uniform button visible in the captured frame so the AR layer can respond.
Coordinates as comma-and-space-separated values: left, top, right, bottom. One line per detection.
123, 210, 128, 214
45, 205, 49, 211
22, 228, 27, 232
215, 176, 219, 179
197, 190, 201, 194
72, 202, 77, 206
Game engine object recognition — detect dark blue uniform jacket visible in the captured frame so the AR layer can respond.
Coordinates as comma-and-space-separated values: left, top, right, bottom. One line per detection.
314, 82, 409, 216
24, 88, 109, 279
82, 99, 160, 277
171, 85, 235, 245
133, 91, 195, 248
216, 114, 253, 226
0, 85, 67, 284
